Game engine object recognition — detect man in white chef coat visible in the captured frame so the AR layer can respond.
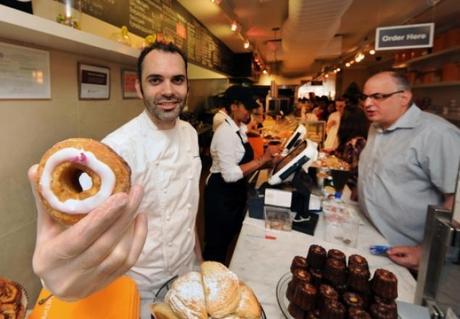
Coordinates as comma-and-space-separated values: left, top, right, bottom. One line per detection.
28, 41, 202, 318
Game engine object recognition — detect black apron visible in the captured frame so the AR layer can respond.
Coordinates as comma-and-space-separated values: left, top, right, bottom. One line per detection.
203, 127, 254, 263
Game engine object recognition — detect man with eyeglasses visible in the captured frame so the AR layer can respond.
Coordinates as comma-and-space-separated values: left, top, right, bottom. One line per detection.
357, 71, 460, 271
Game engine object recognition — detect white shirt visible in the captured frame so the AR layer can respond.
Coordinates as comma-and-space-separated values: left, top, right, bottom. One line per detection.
102, 110, 202, 319
212, 109, 228, 132
209, 117, 247, 183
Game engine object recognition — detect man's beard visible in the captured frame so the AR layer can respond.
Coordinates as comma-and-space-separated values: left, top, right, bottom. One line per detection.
145, 98, 185, 123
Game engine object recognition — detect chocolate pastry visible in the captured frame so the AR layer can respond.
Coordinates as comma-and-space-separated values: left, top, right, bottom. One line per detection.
342, 292, 365, 309
307, 245, 327, 269
348, 307, 371, 319
317, 284, 338, 311
291, 256, 308, 273
293, 282, 318, 311
309, 268, 323, 287
320, 299, 346, 319
347, 266, 370, 294
288, 302, 306, 319
327, 249, 346, 264
324, 258, 347, 287
348, 254, 369, 270
370, 302, 398, 319
371, 269, 398, 300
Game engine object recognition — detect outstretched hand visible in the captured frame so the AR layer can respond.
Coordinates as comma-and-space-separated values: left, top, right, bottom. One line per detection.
387, 245, 421, 271
29, 165, 148, 300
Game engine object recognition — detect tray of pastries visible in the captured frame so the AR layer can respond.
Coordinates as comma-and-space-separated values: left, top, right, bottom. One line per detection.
0, 277, 28, 319
150, 261, 266, 319
276, 244, 400, 319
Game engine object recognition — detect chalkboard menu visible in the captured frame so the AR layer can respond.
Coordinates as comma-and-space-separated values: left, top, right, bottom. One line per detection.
57, 0, 235, 75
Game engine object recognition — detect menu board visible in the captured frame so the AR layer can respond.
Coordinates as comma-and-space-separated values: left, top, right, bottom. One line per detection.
57, 0, 235, 74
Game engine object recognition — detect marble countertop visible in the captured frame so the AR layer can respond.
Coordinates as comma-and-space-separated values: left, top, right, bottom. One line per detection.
229, 202, 417, 318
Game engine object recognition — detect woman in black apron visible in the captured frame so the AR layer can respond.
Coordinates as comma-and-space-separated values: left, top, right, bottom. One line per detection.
203, 85, 280, 264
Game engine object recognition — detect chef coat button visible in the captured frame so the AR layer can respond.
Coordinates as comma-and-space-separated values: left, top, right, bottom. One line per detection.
187, 228, 191, 232
187, 203, 192, 208
163, 188, 167, 194
169, 243, 173, 247
166, 216, 170, 221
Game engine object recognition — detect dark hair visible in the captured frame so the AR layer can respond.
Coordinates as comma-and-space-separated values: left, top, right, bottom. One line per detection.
386, 71, 411, 91
136, 41, 188, 81
337, 105, 369, 151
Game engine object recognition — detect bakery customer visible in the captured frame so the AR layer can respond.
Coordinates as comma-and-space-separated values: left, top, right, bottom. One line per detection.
29, 41, 203, 319
358, 71, 460, 270
203, 85, 281, 264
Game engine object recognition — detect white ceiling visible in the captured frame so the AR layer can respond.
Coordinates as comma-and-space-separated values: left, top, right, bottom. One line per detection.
178, 0, 460, 78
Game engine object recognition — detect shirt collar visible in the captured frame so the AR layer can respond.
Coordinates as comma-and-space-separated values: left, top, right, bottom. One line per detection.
141, 109, 179, 131
376, 103, 421, 133
225, 116, 243, 133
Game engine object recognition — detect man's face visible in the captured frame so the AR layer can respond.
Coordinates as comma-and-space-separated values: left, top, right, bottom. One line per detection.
362, 73, 411, 129
136, 50, 188, 128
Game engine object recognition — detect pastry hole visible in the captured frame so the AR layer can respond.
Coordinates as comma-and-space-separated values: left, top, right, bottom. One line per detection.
51, 162, 101, 201
79, 172, 93, 191
60, 166, 90, 193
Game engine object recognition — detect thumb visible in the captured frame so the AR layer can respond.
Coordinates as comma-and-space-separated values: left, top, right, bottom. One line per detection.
387, 246, 407, 256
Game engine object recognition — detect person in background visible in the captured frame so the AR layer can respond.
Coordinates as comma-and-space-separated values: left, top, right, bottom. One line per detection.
212, 95, 229, 132
333, 99, 369, 199
29, 41, 202, 319
247, 98, 265, 135
203, 85, 281, 264
323, 97, 346, 151
358, 71, 460, 270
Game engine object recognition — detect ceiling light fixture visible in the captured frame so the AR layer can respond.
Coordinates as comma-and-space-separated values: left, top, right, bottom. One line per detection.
210, 0, 222, 4
369, 49, 376, 55
231, 21, 238, 32
345, 62, 351, 68
354, 52, 365, 63
244, 40, 250, 49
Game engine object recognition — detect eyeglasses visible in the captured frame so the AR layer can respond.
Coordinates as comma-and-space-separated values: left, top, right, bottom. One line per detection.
360, 90, 404, 101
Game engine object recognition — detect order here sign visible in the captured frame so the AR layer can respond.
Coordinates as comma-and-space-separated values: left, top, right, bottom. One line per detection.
375, 23, 434, 51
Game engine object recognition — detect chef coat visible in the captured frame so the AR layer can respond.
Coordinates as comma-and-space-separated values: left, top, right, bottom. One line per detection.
103, 110, 202, 319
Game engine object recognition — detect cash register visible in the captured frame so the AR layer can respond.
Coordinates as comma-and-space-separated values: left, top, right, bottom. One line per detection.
268, 138, 318, 185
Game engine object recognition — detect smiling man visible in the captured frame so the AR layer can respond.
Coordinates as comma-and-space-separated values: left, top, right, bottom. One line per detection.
357, 71, 460, 271
102, 41, 203, 318
28, 42, 202, 319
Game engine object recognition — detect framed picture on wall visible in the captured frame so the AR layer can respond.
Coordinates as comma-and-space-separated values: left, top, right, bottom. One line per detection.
78, 63, 110, 100
121, 69, 138, 99
0, 42, 51, 99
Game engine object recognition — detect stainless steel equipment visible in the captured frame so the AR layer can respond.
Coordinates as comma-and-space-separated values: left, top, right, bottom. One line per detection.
415, 166, 460, 318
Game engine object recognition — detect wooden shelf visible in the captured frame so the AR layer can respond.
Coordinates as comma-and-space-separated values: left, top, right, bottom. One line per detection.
0, 4, 139, 65
412, 81, 460, 88
393, 46, 460, 68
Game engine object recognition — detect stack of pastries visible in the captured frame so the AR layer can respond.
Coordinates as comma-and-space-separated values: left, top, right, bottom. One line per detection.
151, 261, 262, 319
0, 277, 26, 319
286, 244, 398, 319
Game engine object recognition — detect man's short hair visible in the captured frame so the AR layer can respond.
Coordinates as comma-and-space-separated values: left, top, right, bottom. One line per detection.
136, 41, 188, 81
384, 71, 411, 91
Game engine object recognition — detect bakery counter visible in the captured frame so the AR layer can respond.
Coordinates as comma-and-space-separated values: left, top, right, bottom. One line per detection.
228, 202, 417, 318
